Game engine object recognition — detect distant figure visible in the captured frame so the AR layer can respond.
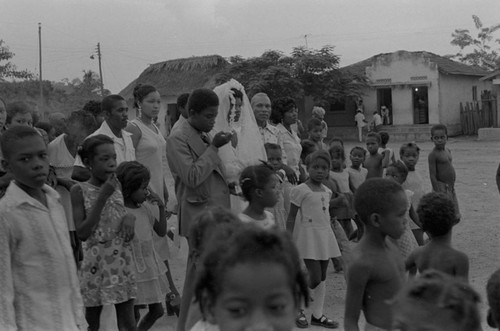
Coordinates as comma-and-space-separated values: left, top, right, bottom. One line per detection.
364, 132, 390, 179
371, 110, 383, 132
48, 112, 67, 137
428, 124, 460, 221
380, 105, 391, 125
311, 106, 328, 140
354, 109, 367, 142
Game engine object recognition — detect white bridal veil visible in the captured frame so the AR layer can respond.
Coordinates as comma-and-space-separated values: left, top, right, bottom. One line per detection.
211, 79, 267, 183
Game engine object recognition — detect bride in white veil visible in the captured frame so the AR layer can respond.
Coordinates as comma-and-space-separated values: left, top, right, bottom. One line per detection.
211, 78, 267, 212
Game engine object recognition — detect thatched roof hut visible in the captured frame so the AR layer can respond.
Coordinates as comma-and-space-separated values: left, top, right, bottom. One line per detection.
120, 54, 229, 101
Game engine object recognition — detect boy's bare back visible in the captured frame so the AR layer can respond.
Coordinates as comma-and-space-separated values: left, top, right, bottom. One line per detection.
365, 153, 384, 179
406, 242, 469, 281
345, 239, 405, 330
428, 147, 456, 190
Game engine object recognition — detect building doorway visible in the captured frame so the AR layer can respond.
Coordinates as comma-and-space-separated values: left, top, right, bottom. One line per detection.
412, 86, 428, 124
377, 88, 392, 125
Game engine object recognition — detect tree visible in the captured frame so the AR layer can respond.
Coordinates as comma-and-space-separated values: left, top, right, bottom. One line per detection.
0, 39, 33, 80
215, 46, 367, 103
448, 15, 500, 70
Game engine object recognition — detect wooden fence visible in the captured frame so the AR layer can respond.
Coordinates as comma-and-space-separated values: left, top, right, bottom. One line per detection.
460, 97, 498, 135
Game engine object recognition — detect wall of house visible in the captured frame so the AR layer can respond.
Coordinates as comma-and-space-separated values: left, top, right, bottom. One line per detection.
362, 52, 440, 125
439, 74, 491, 135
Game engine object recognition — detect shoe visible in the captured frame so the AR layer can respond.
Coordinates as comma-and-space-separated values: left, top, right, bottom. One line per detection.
165, 292, 180, 317
310, 315, 338, 329
295, 309, 308, 328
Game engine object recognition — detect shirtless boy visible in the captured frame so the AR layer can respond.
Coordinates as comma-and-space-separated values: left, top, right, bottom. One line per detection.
364, 132, 389, 179
406, 192, 468, 281
345, 178, 407, 331
428, 124, 460, 221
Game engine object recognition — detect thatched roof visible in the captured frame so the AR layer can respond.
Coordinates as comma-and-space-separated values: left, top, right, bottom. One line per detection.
120, 55, 229, 100
341, 50, 489, 77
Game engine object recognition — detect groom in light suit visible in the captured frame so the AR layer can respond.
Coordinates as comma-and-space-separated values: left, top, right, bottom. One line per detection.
167, 88, 232, 331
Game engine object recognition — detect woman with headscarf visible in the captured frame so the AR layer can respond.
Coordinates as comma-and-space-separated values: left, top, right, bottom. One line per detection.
211, 79, 267, 212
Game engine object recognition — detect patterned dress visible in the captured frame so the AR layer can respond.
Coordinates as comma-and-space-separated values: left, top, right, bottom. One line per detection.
78, 182, 137, 307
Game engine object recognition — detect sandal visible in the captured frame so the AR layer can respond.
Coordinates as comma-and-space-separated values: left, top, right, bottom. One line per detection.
311, 314, 338, 329
295, 309, 308, 328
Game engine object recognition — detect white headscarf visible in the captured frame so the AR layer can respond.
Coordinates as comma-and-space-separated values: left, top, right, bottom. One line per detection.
211, 79, 267, 182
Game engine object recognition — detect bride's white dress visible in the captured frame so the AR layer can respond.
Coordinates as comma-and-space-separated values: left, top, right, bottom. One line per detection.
211, 79, 267, 213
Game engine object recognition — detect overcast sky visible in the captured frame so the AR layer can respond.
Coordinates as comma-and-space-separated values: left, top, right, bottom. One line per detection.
1, 0, 499, 93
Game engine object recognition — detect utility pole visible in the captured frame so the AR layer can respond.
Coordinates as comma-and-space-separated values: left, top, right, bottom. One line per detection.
38, 23, 43, 112
96, 43, 104, 96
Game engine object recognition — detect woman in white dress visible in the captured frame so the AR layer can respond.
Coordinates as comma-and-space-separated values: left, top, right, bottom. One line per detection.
211, 79, 267, 213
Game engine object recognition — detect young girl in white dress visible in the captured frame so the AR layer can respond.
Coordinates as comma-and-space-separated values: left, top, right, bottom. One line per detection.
117, 161, 170, 330
287, 150, 341, 329
239, 164, 279, 230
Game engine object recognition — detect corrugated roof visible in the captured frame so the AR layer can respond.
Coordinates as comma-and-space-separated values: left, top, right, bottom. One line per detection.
341, 50, 489, 77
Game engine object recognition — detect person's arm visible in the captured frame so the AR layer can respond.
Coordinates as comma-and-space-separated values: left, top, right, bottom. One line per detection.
344, 261, 371, 331
348, 173, 357, 193
56, 177, 76, 191
405, 250, 417, 276
408, 205, 421, 228
125, 122, 142, 149
71, 175, 118, 241
71, 166, 91, 182
428, 152, 440, 191
0, 216, 17, 329
455, 252, 470, 283
496, 162, 500, 194
148, 193, 167, 237
166, 132, 230, 189
286, 204, 299, 233
381, 150, 390, 168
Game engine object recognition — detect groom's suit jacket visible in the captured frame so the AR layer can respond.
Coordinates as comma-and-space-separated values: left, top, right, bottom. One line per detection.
167, 119, 230, 237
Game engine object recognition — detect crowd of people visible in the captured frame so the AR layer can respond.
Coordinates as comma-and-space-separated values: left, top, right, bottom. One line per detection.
0, 79, 499, 331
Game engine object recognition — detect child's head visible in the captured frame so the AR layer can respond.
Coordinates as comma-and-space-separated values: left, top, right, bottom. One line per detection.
83, 99, 105, 125
78, 134, 116, 181
328, 137, 344, 149
354, 178, 407, 239
264, 143, 282, 171
385, 161, 408, 185
1, 126, 49, 189
307, 118, 323, 142
116, 161, 151, 204
487, 269, 500, 329
306, 150, 331, 183
350, 146, 366, 168
311, 106, 326, 121
431, 124, 448, 148
300, 139, 318, 164
189, 206, 241, 262
66, 110, 97, 144
391, 270, 481, 331
196, 225, 309, 331
240, 164, 279, 208
187, 88, 220, 133
176, 93, 190, 118
379, 131, 390, 146
328, 145, 345, 170
35, 121, 56, 142
399, 142, 420, 171
6, 101, 33, 128
365, 132, 381, 154
417, 192, 457, 237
